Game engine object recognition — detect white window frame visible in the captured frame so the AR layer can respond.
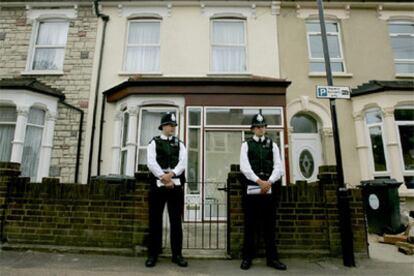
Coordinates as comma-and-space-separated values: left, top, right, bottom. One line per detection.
122, 19, 161, 74
364, 108, 390, 177
185, 106, 203, 196
388, 21, 414, 76
204, 106, 284, 128
306, 20, 346, 73
0, 105, 17, 162
394, 106, 414, 177
24, 19, 69, 75
135, 106, 180, 169
119, 109, 129, 175
21, 107, 46, 180
210, 18, 248, 74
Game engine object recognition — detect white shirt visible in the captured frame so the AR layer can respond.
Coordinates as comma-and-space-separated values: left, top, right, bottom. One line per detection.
240, 135, 284, 184
147, 134, 187, 178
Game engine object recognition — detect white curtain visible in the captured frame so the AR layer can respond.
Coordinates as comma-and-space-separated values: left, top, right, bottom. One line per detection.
212, 21, 246, 72
33, 21, 68, 70
0, 107, 17, 161
125, 22, 160, 72
21, 108, 45, 180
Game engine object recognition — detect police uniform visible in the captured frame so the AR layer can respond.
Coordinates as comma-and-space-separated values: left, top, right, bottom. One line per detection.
145, 112, 188, 268
239, 113, 286, 270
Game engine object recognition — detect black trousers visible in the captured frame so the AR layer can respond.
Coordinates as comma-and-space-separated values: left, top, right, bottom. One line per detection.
242, 193, 278, 261
147, 184, 184, 257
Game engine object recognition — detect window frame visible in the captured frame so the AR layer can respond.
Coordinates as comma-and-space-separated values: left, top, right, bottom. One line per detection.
364, 108, 390, 176
135, 106, 180, 169
26, 19, 69, 74
122, 19, 162, 74
204, 106, 284, 128
387, 21, 414, 75
0, 105, 17, 162
210, 18, 248, 74
394, 106, 414, 176
119, 109, 129, 175
305, 20, 346, 73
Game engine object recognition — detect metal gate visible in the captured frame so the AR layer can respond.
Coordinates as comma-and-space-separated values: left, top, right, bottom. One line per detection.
161, 181, 229, 257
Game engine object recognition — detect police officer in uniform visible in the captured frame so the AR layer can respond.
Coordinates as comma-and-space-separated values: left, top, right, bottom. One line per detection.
239, 113, 287, 271
145, 112, 188, 268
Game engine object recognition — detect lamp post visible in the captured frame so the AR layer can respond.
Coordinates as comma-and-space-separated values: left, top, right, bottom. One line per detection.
316, 0, 355, 267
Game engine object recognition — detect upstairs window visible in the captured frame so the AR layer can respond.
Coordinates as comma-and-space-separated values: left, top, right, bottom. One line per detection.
388, 22, 414, 74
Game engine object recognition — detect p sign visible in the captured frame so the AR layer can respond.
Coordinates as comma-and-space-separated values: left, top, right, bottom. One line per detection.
316, 86, 351, 99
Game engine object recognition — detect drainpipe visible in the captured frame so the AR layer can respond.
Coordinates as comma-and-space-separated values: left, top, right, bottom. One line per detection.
97, 93, 106, 175
59, 100, 83, 183
88, 0, 109, 181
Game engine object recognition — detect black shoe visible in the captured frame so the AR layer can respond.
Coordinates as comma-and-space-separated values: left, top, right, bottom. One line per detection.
145, 256, 157, 267
240, 259, 252, 270
267, 259, 287, 270
172, 255, 188, 267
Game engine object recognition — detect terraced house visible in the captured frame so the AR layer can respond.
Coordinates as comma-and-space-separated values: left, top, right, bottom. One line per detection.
0, 0, 413, 233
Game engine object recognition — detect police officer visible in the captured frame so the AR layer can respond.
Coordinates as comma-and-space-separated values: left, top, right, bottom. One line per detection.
145, 112, 188, 268
239, 113, 286, 271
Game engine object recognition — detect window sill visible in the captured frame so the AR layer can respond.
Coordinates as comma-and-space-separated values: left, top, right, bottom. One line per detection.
207, 72, 252, 77
395, 73, 414, 79
21, 70, 64, 76
118, 71, 163, 76
399, 191, 414, 197
308, 72, 353, 78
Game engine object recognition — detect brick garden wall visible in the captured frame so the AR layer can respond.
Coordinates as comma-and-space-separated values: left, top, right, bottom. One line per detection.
228, 165, 368, 258
0, 162, 150, 255
0, 162, 368, 258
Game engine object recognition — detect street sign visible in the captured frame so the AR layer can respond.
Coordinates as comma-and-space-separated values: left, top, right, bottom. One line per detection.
316, 86, 351, 99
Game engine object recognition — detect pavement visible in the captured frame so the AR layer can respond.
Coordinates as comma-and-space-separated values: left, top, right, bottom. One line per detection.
0, 235, 413, 276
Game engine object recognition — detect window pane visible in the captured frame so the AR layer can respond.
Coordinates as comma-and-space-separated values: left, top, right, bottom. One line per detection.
36, 21, 68, 45
309, 34, 342, 59
369, 126, 387, 172
125, 46, 160, 72
309, 62, 344, 72
28, 108, 45, 125
309, 34, 323, 58
212, 21, 245, 45
390, 36, 414, 60
122, 112, 129, 147
395, 109, 414, 121
388, 23, 414, 34
187, 128, 200, 193
128, 22, 160, 44
395, 63, 414, 74
0, 125, 15, 161
404, 176, 414, 189
188, 108, 201, 126
398, 125, 414, 171
0, 106, 17, 122
32, 48, 65, 70
291, 114, 318, 133
139, 109, 177, 146
306, 23, 321, 32
206, 108, 282, 126
21, 125, 43, 180
327, 35, 341, 58
212, 46, 246, 72
366, 110, 382, 124
120, 150, 127, 175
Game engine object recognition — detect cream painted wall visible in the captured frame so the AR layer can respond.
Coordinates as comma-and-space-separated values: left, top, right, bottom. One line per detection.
278, 5, 413, 187
91, 3, 281, 178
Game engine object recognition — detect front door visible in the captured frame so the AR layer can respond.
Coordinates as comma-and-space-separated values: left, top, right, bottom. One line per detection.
291, 133, 322, 182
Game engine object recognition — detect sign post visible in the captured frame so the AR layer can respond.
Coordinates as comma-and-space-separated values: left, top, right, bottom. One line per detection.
317, 0, 355, 267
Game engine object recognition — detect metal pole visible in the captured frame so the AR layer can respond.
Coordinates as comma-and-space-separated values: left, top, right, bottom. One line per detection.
317, 0, 355, 267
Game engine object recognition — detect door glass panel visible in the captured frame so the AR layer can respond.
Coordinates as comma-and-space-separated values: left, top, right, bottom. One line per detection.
299, 149, 315, 179
188, 128, 201, 193
205, 131, 241, 220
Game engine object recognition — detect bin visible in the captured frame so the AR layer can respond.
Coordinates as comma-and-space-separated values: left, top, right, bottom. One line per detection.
359, 179, 402, 235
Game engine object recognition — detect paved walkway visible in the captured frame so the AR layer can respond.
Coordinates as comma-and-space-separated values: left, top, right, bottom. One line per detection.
0, 249, 413, 276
